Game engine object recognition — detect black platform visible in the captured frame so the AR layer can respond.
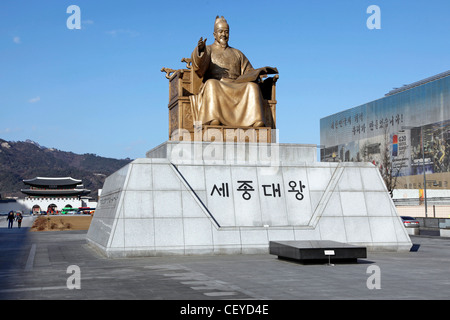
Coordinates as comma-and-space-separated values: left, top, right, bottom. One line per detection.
269, 240, 367, 263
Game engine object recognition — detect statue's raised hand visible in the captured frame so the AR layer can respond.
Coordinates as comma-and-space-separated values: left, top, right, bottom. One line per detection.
198, 37, 207, 53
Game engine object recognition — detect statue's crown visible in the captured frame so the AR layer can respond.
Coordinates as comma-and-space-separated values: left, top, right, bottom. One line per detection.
214, 15, 228, 27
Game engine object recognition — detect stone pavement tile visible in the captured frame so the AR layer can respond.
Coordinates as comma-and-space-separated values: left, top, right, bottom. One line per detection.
1, 228, 450, 301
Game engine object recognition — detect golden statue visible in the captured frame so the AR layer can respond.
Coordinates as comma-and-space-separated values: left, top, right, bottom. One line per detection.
189, 16, 278, 128
161, 16, 279, 142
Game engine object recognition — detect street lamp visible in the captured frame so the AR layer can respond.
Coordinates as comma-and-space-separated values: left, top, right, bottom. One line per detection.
402, 126, 428, 217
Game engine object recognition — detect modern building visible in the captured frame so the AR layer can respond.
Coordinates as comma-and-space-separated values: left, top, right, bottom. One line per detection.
320, 70, 450, 192
20, 176, 91, 214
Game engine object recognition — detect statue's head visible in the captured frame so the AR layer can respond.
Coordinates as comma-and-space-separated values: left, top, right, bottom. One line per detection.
213, 16, 229, 48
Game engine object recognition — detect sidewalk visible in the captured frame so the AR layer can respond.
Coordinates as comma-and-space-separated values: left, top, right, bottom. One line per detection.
0, 214, 35, 229
0, 222, 450, 301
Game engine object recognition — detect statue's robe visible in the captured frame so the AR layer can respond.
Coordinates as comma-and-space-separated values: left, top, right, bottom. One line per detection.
189, 42, 265, 127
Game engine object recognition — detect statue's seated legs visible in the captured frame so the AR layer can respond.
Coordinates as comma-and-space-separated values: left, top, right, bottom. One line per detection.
190, 79, 266, 128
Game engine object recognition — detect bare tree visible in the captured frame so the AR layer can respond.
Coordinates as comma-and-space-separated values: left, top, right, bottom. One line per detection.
379, 127, 403, 198
360, 127, 403, 197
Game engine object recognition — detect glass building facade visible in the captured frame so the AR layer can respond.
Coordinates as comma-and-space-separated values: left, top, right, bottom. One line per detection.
320, 71, 450, 189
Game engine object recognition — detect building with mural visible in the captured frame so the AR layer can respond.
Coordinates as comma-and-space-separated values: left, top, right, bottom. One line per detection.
320, 70, 450, 191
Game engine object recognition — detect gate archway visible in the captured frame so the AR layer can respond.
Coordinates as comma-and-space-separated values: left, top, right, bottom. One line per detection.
47, 204, 57, 214
32, 205, 41, 215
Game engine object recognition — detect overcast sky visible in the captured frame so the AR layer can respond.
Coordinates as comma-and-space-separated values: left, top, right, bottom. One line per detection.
1, 0, 449, 159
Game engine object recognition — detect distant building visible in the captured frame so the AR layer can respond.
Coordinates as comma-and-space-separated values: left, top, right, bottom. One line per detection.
21, 177, 91, 214
320, 70, 450, 190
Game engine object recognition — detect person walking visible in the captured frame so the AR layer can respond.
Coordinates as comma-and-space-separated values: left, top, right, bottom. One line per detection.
16, 212, 23, 228
7, 211, 15, 229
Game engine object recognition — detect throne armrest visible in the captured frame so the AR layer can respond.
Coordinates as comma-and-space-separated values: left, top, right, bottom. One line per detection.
259, 75, 279, 101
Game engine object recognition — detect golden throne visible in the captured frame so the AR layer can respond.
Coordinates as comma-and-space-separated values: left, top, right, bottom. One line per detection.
161, 58, 278, 143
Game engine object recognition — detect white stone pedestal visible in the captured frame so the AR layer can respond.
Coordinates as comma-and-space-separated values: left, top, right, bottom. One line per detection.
86, 141, 412, 257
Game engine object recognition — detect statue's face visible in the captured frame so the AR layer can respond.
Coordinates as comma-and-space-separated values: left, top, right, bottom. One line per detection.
214, 22, 229, 47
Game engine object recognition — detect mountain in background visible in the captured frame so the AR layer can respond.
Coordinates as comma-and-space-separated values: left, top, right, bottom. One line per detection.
0, 138, 132, 199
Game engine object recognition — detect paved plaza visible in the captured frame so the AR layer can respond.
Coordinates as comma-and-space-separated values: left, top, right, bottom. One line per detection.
0, 215, 449, 303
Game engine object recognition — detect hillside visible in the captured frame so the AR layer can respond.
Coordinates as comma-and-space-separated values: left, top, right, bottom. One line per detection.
0, 139, 132, 199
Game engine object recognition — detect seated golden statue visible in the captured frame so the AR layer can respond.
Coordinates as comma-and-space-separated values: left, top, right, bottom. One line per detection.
161, 16, 278, 142
190, 16, 277, 128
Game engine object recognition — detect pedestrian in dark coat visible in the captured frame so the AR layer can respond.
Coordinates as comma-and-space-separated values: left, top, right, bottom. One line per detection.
7, 211, 15, 229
